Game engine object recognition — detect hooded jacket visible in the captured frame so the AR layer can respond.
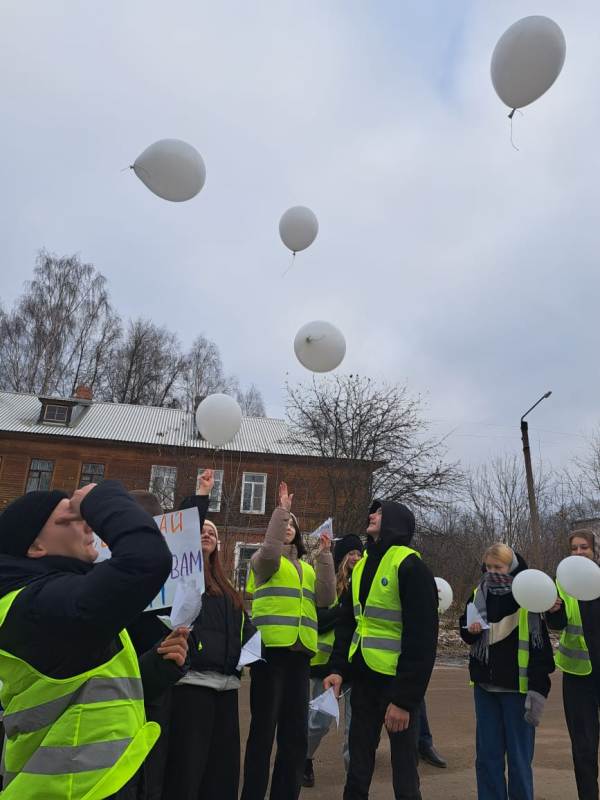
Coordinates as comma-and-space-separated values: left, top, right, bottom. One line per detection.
459, 553, 555, 697
328, 500, 439, 712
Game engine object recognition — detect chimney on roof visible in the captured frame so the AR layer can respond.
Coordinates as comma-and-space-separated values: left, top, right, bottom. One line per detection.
74, 385, 93, 401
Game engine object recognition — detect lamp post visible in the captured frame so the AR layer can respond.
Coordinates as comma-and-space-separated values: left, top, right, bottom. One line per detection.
520, 391, 552, 567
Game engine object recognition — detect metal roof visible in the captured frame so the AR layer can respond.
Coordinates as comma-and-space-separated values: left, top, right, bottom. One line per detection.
0, 391, 314, 457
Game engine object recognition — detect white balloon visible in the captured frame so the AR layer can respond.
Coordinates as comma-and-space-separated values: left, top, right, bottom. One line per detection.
195, 394, 242, 447
294, 321, 346, 373
435, 577, 453, 613
556, 556, 600, 602
133, 139, 206, 202
279, 206, 319, 253
512, 569, 557, 613
491, 16, 566, 110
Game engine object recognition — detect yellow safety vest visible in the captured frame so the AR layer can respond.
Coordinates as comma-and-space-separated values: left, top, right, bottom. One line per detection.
0, 588, 159, 799
554, 582, 592, 676
349, 546, 419, 676
310, 597, 339, 668
247, 557, 318, 653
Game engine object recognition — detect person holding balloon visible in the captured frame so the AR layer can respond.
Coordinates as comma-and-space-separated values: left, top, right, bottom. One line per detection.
547, 528, 600, 800
460, 543, 554, 800
241, 482, 336, 800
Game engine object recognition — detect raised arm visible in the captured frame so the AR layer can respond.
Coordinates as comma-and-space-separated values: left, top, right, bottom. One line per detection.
22, 481, 172, 642
249, 482, 293, 586
314, 532, 336, 607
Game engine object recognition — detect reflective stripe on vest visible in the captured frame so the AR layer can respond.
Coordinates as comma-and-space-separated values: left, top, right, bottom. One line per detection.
311, 597, 339, 668
555, 583, 592, 676
247, 557, 318, 653
349, 546, 419, 676
471, 587, 531, 694
0, 588, 160, 799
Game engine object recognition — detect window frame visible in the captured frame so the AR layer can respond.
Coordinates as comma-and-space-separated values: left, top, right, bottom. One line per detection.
43, 404, 69, 423
26, 458, 55, 493
79, 462, 105, 488
234, 541, 260, 589
240, 472, 267, 515
196, 468, 224, 513
149, 465, 178, 511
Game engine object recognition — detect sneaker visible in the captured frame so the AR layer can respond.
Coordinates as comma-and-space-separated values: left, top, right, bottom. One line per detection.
302, 758, 315, 788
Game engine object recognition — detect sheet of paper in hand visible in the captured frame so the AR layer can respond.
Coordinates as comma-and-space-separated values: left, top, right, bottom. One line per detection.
309, 687, 340, 727
464, 602, 490, 630
94, 507, 204, 611
308, 517, 333, 539
236, 631, 263, 670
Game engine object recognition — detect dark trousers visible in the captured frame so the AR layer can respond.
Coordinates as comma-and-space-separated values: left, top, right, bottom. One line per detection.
162, 684, 240, 800
344, 676, 421, 800
241, 649, 310, 800
563, 673, 600, 800
474, 685, 535, 800
418, 700, 432, 749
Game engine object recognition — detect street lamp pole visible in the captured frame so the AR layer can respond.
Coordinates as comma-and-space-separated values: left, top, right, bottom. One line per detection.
520, 391, 552, 567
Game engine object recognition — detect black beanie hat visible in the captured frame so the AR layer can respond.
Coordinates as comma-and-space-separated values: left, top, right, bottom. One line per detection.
0, 490, 69, 557
334, 534, 364, 571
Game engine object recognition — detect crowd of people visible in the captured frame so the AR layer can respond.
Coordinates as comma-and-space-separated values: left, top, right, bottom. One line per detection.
0, 469, 598, 799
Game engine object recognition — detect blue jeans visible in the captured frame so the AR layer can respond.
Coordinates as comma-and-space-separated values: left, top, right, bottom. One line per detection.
418, 700, 432, 749
474, 685, 535, 800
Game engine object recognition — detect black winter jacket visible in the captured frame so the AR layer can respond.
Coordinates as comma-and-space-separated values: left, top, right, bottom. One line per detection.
329, 501, 439, 712
0, 481, 173, 691
459, 554, 555, 697
189, 593, 256, 676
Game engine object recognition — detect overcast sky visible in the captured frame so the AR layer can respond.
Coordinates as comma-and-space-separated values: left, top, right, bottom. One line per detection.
1, 1, 599, 469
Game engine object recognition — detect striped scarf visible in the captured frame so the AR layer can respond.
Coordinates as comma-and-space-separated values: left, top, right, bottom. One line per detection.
471, 561, 543, 664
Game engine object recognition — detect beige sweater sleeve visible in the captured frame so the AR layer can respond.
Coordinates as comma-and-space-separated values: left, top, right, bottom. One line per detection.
314, 551, 336, 607
249, 506, 290, 587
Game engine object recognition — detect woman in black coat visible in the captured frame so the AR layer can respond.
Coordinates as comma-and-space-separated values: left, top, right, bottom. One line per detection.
162, 512, 256, 800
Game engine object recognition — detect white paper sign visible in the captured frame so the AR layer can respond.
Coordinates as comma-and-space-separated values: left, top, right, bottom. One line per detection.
94, 507, 204, 611
236, 631, 263, 669
309, 687, 340, 727
464, 602, 490, 630
309, 518, 334, 539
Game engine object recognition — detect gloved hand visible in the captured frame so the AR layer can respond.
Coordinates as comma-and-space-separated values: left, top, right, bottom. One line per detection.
524, 690, 546, 727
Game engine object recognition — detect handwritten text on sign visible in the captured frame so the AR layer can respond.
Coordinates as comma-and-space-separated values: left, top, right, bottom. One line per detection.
94, 507, 204, 610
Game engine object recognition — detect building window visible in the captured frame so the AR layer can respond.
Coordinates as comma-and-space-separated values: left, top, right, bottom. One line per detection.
197, 468, 224, 512
241, 472, 267, 514
26, 459, 54, 492
79, 463, 105, 488
43, 404, 69, 423
234, 542, 260, 590
149, 465, 177, 510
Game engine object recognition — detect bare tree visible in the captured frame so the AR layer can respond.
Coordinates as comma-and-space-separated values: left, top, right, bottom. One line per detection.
181, 335, 238, 411
0, 251, 116, 396
237, 384, 266, 417
285, 374, 460, 534
107, 318, 187, 407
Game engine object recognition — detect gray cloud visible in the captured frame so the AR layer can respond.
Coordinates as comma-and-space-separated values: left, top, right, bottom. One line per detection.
1, 0, 598, 469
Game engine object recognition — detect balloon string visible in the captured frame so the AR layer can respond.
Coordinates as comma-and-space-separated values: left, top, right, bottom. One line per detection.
509, 110, 523, 152
120, 166, 132, 173
282, 252, 296, 278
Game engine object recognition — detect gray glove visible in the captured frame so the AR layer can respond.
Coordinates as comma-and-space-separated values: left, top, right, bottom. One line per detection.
524, 690, 546, 727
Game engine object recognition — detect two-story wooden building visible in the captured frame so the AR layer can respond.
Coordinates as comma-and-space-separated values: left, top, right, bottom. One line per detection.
0, 388, 377, 583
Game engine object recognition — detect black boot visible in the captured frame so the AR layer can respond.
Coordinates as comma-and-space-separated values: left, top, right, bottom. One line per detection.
418, 744, 447, 768
302, 758, 315, 787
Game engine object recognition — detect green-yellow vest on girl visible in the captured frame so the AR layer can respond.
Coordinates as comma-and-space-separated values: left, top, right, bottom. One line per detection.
247, 557, 318, 654
554, 582, 592, 676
